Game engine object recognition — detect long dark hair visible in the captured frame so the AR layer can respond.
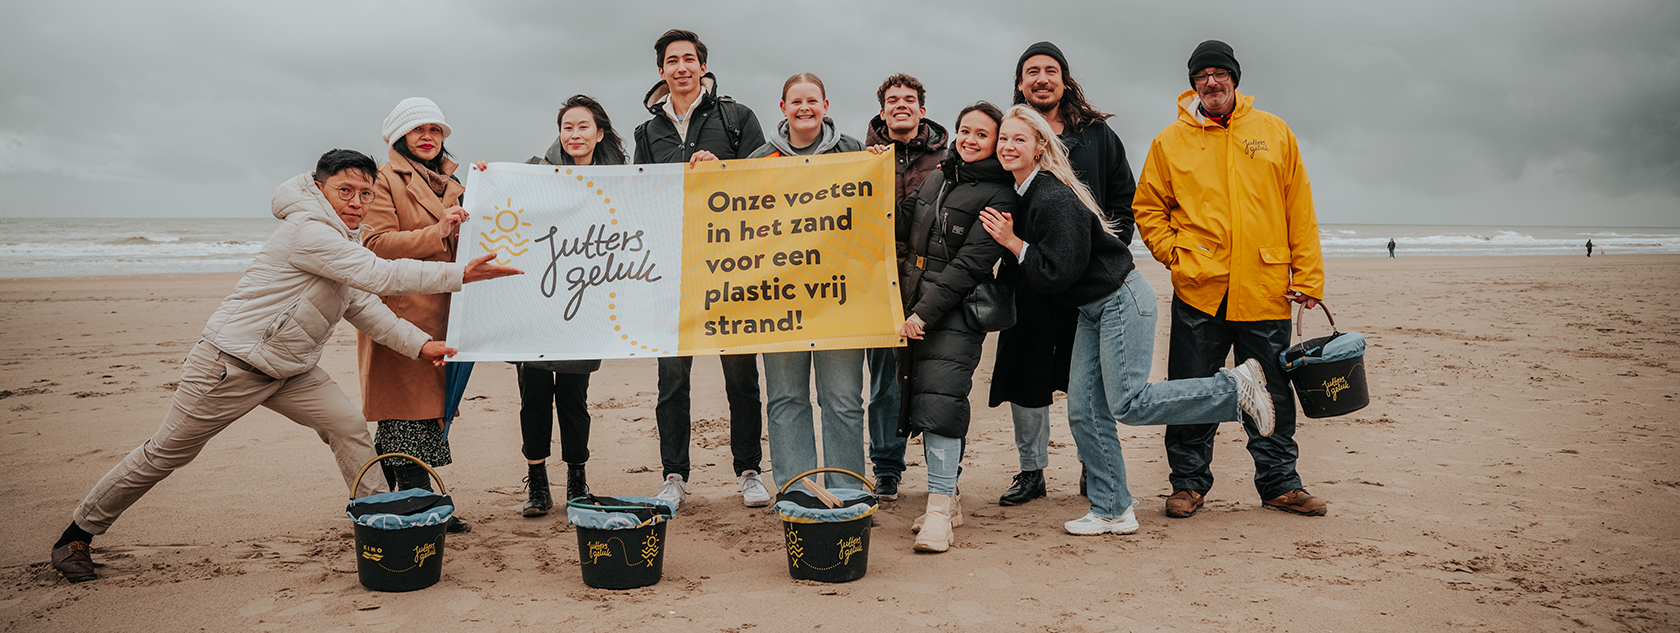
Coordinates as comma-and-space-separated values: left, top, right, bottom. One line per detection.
1012, 65, 1111, 132
393, 135, 452, 173
556, 94, 626, 166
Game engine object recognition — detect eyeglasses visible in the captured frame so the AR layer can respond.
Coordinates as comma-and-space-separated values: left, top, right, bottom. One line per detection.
333, 186, 376, 204
1192, 70, 1232, 85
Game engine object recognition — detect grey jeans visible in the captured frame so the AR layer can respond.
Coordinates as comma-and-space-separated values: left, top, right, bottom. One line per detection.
73, 340, 386, 534
1011, 404, 1052, 471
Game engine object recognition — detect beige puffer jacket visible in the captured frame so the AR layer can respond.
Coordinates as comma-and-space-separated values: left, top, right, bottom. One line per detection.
200, 173, 465, 379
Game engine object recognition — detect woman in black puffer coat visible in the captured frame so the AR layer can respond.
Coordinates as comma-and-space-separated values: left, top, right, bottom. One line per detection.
893, 102, 1017, 553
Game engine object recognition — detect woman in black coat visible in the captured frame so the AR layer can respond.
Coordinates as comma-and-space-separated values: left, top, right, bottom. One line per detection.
893, 102, 1016, 553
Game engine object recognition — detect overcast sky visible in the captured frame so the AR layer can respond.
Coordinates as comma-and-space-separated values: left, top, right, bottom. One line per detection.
4, 0, 1677, 226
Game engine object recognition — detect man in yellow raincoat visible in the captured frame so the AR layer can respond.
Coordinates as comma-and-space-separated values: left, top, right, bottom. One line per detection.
1134, 40, 1328, 519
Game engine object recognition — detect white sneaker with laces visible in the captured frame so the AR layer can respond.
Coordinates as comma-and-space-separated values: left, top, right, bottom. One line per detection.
1064, 504, 1140, 536
738, 470, 771, 507
1224, 358, 1275, 437
654, 474, 687, 511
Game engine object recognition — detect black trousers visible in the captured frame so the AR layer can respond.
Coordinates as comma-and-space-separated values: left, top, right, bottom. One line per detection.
517, 365, 592, 464
1163, 295, 1303, 500
655, 355, 763, 479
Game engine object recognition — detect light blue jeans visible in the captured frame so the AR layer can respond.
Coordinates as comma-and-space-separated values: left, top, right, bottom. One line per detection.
1068, 270, 1242, 519
865, 348, 906, 479
764, 349, 866, 491
923, 432, 965, 495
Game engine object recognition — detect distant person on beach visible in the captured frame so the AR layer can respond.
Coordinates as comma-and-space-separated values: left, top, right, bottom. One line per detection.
1587, 239, 1594, 257
859, 72, 948, 502
1134, 40, 1329, 518
475, 95, 626, 517
360, 97, 473, 534
632, 29, 769, 510
50, 149, 521, 583
979, 105, 1275, 536
1388, 238, 1396, 258
993, 41, 1141, 508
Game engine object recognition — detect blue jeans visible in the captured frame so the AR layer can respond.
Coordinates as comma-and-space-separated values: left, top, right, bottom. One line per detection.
764, 349, 866, 491
865, 348, 906, 479
1164, 294, 1302, 500
1068, 270, 1242, 519
923, 433, 965, 495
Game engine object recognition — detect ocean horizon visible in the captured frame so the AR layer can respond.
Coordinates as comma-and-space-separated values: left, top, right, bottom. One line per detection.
1, 218, 1674, 279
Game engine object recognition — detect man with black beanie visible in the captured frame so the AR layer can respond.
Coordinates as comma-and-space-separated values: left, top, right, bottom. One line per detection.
1134, 39, 1329, 519
990, 40, 1138, 507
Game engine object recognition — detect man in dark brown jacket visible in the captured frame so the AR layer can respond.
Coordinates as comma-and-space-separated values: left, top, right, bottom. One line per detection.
862, 73, 948, 500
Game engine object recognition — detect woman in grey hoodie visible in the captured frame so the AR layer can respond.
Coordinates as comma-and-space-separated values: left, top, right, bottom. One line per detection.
747, 74, 870, 494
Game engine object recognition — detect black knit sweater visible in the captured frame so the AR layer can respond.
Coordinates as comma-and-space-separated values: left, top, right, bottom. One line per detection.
1011, 170, 1135, 307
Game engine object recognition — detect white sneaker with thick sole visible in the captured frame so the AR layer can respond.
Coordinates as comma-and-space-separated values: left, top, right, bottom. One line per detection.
1064, 505, 1140, 536
1224, 358, 1275, 437
654, 474, 687, 511
738, 470, 771, 507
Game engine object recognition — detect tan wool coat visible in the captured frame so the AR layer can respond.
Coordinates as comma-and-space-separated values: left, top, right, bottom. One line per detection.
357, 148, 465, 421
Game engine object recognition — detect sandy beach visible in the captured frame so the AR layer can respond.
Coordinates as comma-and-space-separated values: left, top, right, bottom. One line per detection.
2, 254, 1676, 632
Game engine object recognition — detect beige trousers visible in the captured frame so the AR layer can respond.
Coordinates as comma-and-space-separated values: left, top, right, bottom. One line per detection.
73, 340, 387, 534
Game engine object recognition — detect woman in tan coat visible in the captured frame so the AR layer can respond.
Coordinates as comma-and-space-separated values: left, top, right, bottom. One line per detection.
360, 97, 471, 532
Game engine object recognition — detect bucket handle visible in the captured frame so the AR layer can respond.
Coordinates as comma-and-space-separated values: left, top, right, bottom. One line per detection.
775, 468, 876, 495
350, 452, 448, 499
1293, 301, 1341, 341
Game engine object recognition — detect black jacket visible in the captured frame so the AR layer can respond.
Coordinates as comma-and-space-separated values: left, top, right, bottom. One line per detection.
895, 154, 1017, 439
866, 117, 949, 205
1010, 171, 1135, 307
633, 73, 765, 164
1062, 120, 1138, 245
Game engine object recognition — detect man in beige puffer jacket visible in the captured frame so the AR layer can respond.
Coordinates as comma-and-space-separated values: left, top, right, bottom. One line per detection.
50, 150, 519, 583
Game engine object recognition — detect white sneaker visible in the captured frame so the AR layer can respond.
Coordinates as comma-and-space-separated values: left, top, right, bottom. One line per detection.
654, 474, 687, 511
739, 470, 771, 507
1224, 358, 1275, 437
1064, 505, 1139, 536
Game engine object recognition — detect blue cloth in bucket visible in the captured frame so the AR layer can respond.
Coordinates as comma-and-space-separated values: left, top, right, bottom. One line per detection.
347, 488, 455, 530
1280, 331, 1366, 371
774, 486, 877, 523
568, 496, 674, 530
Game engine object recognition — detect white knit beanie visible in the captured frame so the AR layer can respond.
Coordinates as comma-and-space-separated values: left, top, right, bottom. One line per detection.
381, 97, 453, 147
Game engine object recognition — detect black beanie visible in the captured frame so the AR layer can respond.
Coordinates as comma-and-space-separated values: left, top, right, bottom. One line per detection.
1017, 41, 1069, 78
1187, 40, 1241, 88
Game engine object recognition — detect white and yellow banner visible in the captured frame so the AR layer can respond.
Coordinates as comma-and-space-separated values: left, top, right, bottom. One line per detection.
445, 151, 902, 361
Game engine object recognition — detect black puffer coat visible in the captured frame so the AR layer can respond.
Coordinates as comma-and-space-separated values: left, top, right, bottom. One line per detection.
632, 73, 766, 164
895, 155, 1017, 439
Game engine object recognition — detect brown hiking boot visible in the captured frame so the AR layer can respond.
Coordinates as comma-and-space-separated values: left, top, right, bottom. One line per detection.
1264, 489, 1328, 516
1164, 490, 1205, 518
51, 541, 97, 583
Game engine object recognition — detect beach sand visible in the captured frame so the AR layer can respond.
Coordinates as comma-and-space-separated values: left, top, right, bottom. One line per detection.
2, 255, 1676, 631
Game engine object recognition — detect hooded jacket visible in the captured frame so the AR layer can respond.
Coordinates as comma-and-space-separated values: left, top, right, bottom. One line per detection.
633, 73, 766, 164
200, 173, 464, 379
895, 154, 1016, 439
746, 117, 863, 159
357, 149, 465, 421
1133, 90, 1324, 321
865, 117, 949, 204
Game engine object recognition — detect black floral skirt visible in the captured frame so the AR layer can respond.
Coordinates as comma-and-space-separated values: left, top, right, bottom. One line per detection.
376, 419, 452, 468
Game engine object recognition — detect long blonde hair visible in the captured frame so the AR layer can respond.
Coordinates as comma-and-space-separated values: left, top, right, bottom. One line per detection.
1003, 104, 1116, 236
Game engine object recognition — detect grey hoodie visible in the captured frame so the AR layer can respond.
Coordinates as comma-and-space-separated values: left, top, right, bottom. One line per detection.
748, 116, 862, 159
199, 173, 465, 379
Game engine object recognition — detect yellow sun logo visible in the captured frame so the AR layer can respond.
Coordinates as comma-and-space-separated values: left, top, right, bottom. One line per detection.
478, 198, 531, 264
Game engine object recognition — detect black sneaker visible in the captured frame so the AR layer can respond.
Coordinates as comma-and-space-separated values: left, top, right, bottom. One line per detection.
999, 470, 1047, 506
874, 474, 900, 501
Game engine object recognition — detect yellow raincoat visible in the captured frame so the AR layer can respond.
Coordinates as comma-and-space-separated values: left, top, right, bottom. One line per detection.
1134, 90, 1324, 322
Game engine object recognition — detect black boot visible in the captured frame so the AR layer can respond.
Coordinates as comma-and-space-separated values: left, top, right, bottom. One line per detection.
523, 463, 553, 517
874, 474, 900, 502
565, 463, 590, 503
999, 469, 1047, 506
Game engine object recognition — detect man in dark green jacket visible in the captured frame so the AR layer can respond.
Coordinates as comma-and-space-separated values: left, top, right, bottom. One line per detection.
631, 29, 770, 511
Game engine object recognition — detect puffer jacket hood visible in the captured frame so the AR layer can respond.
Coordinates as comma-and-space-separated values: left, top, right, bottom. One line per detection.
941, 153, 1011, 185
1133, 89, 1324, 322
865, 116, 948, 155
642, 72, 718, 113
198, 173, 465, 379
867, 117, 950, 203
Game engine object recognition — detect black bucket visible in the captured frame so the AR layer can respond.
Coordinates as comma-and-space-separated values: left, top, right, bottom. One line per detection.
346, 453, 451, 592
776, 468, 876, 583
568, 496, 672, 590
1282, 303, 1370, 419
